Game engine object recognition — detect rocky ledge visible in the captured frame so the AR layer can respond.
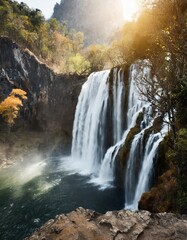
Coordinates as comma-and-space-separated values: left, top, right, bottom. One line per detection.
26, 207, 187, 240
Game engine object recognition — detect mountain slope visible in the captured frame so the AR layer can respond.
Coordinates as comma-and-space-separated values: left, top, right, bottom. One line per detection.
52, 0, 124, 45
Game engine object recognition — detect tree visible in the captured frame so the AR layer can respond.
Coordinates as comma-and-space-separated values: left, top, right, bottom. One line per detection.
0, 89, 27, 126
134, 0, 187, 146
84, 44, 107, 72
66, 53, 90, 76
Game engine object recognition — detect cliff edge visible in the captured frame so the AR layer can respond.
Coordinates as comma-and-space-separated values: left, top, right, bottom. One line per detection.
26, 207, 187, 240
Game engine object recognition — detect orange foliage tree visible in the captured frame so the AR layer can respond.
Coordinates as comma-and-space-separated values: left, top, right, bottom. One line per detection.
0, 89, 27, 125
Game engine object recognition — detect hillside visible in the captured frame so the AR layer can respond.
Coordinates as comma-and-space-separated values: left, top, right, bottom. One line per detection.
52, 0, 124, 45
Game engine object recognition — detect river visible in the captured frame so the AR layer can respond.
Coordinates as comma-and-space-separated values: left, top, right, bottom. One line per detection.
0, 155, 124, 240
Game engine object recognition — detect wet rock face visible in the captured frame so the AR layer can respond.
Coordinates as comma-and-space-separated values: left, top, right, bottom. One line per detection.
52, 0, 124, 45
0, 37, 85, 145
26, 207, 187, 240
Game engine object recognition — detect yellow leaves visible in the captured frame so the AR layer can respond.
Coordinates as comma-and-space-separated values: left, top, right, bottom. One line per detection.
11, 89, 27, 99
67, 53, 90, 76
0, 89, 27, 125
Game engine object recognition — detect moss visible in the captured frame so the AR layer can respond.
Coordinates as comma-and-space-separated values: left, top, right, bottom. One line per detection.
153, 116, 163, 133
136, 112, 143, 126
119, 111, 144, 163
118, 126, 139, 168
139, 129, 187, 214
174, 129, 187, 214
156, 138, 169, 177
139, 167, 178, 213
138, 134, 179, 213
142, 126, 153, 148
115, 112, 143, 186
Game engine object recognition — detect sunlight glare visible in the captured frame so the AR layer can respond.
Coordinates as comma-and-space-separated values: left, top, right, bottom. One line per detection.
18, 161, 46, 184
122, 0, 140, 21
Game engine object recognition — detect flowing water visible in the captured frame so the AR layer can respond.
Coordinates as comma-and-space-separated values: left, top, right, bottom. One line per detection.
71, 64, 167, 209
0, 64, 167, 239
0, 156, 124, 240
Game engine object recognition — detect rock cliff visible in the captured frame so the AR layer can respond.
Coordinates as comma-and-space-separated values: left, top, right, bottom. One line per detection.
0, 37, 85, 154
52, 0, 124, 45
26, 207, 187, 240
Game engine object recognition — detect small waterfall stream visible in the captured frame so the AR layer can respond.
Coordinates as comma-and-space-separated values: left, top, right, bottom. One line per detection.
112, 69, 125, 143
71, 63, 167, 209
127, 132, 164, 210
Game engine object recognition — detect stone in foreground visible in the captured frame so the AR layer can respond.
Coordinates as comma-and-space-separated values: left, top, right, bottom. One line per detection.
26, 207, 187, 240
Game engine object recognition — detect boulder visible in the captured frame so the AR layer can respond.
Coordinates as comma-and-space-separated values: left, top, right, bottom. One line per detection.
26, 207, 187, 240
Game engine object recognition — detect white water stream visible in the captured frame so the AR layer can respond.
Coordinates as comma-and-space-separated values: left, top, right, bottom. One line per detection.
70, 63, 167, 209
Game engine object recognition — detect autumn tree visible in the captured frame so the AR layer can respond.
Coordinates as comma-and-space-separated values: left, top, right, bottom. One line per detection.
133, 0, 187, 145
131, 0, 187, 213
84, 44, 107, 72
0, 1, 88, 75
0, 89, 27, 126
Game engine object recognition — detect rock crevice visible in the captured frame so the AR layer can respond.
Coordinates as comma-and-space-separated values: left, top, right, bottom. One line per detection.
26, 207, 187, 240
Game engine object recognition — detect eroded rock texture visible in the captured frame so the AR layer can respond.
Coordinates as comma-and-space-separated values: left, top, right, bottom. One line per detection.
0, 37, 85, 143
26, 207, 187, 240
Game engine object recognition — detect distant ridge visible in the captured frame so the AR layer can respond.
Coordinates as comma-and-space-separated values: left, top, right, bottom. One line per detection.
52, 0, 124, 45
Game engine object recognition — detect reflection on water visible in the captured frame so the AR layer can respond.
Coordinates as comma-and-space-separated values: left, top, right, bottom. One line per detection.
0, 156, 124, 240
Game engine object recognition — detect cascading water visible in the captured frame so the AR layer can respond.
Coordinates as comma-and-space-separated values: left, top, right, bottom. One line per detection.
71, 62, 167, 209
123, 64, 167, 210
126, 132, 166, 210
113, 69, 125, 143
71, 69, 125, 175
71, 70, 110, 173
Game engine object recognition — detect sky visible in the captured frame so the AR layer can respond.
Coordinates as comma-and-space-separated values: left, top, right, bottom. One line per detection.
15, 0, 140, 21
16, 0, 61, 19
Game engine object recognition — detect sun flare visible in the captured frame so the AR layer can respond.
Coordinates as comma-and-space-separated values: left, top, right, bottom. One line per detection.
122, 0, 140, 22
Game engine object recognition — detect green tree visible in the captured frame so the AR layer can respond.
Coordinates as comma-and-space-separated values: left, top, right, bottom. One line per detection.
85, 44, 107, 72
67, 53, 90, 76
133, 0, 187, 145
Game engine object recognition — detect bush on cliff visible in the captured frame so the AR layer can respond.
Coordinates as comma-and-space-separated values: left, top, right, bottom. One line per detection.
0, 89, 27, 126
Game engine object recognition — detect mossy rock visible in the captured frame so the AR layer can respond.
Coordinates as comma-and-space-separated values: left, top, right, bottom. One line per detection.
153, 116, 163, 133
142, 126, 153, 148
136, 112, 143, 126
139, 167, 178, 213
115, 112, 143, 186
155, 138, 169, 177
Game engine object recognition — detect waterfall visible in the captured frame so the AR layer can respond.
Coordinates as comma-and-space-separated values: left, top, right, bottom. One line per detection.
71, 70, 110, 174
71, 69, 125, 175
71, 62, 167, 209
124, 122, 168, 210
127, 133, 164, 210
113, 69, 125, 143
125, 131, 145, 206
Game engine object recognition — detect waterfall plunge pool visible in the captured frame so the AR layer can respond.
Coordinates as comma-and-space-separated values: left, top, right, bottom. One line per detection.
0, 155, 124, 240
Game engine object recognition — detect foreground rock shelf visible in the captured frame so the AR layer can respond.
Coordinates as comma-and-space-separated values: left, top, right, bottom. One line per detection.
26, 207, 187, 240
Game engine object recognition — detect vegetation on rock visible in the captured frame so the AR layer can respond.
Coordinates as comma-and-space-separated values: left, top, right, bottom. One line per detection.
0, 0, 88, 75
116, 112, 143, 186
129, 0, 187, 214
0, 89, 27, 126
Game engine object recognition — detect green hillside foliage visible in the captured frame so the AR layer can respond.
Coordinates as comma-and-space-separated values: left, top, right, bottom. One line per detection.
0, 0, 90, 75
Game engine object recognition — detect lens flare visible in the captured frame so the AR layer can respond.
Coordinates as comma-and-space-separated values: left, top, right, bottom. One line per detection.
122, 0, 140, 21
